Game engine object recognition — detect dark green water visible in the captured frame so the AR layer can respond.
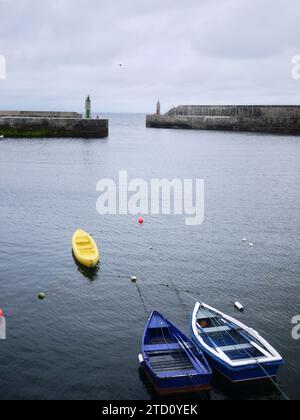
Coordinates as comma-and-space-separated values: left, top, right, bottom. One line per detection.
0, 114, 299, 400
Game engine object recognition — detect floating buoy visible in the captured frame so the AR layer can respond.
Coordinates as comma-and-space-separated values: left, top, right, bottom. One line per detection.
38, 292, 46, 300
0, 308, 6, 340
131, 276, 137, 283
138, 217, 144, 225
242, 238, 247, 242
234, 302, 245, 312
249, 243, 254, 247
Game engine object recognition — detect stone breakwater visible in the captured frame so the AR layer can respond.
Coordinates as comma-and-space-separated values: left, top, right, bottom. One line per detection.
146, 105, 300, 135
0, 111, 108, 138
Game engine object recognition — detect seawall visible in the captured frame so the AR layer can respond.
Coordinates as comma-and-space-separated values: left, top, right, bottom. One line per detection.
0, 113, 109, 138
0, 111, 82, 119
146, 105, 300, 135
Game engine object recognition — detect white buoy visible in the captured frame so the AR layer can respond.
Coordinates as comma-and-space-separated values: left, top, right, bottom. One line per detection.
234, 302, 245, 312
131, 276, 137, 283
249, 243, 254, 247
0, 309, 6, 340
242, 238, 247, 242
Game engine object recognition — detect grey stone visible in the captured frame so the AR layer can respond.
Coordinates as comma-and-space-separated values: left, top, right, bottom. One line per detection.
146, 105, 300, 135
0, 111, 82, 119
0, 116, 108, 138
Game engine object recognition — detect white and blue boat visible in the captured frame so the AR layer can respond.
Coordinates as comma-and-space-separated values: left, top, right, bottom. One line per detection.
139, 311, 212, 395
192, 303, 283, 384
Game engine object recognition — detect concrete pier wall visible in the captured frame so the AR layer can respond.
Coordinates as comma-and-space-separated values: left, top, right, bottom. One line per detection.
0, 111, 82, 119
0, 116, 108, 138
146, 105, 300, 135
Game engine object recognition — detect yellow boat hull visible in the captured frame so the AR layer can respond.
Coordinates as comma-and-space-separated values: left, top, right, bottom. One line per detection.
72, 229, 100, 268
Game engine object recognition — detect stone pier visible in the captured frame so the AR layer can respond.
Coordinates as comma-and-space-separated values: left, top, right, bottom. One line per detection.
146, 105, 300, 135
0, 110, 108, 138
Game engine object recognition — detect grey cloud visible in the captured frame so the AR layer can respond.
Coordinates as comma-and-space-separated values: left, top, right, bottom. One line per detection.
0, 0, 299, 112
193, 0, 300, 59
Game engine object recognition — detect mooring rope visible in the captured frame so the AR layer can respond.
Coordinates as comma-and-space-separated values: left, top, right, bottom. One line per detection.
134, 282, 152, 316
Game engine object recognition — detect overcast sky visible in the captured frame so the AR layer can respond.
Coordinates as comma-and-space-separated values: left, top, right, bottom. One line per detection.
0, 0, 299, 113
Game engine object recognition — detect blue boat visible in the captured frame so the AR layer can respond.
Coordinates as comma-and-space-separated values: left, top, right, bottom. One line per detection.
139, 311, 212, 395
191, 303, 283, 384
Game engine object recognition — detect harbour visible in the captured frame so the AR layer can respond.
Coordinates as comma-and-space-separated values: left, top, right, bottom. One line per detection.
1, 0, 299, 403
0, 114, 299, 400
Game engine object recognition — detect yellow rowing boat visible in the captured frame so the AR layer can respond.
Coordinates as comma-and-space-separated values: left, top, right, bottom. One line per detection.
72, 229, 100, 268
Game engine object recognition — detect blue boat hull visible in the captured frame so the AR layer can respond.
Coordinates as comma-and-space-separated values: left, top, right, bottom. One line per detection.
140, 311, 212, 395
192, 332, 282, 383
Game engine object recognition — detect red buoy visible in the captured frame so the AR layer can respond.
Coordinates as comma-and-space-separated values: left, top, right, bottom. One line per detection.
0, 308, 3, 317
138, 217, 144, 225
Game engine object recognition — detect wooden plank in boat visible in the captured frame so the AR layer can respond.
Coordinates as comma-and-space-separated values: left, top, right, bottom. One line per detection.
203, 326, 231, 333
218, 343, 253, 352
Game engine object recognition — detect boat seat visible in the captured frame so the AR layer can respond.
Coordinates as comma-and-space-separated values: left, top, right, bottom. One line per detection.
148, 337, 175, 345
144, 343, 181, 352
197, 312, 218, 320
202, 326, 231, 333
218, 343, 253, 352
78, 250, 94, 254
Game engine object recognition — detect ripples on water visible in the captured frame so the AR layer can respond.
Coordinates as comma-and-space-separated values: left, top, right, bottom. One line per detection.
0, 114, 299, 400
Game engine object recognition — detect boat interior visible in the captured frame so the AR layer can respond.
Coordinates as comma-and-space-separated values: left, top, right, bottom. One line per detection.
146, 327, 176, 345
148, 350, 195, 374
75, 235, 95, 256
196, 310, 268, 361
144, 326, 200, 375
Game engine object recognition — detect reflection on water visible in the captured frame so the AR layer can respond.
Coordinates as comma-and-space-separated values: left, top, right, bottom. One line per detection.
72, 253, 100, 282
138, 367, 212, 401
211, 371, 282, 401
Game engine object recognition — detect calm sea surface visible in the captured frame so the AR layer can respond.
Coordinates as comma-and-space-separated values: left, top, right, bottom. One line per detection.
0, 113, 299, 400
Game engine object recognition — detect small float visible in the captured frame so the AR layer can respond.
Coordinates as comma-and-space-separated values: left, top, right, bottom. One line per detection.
72, 229, 100, 268
0, 308, 6, 340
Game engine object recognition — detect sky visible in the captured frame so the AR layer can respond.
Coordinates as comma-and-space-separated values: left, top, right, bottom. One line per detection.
0, 0, 300, 113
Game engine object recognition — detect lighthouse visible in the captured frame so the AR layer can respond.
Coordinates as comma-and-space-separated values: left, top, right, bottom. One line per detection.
156, 101, 161, 116
85, 95, 92, 119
